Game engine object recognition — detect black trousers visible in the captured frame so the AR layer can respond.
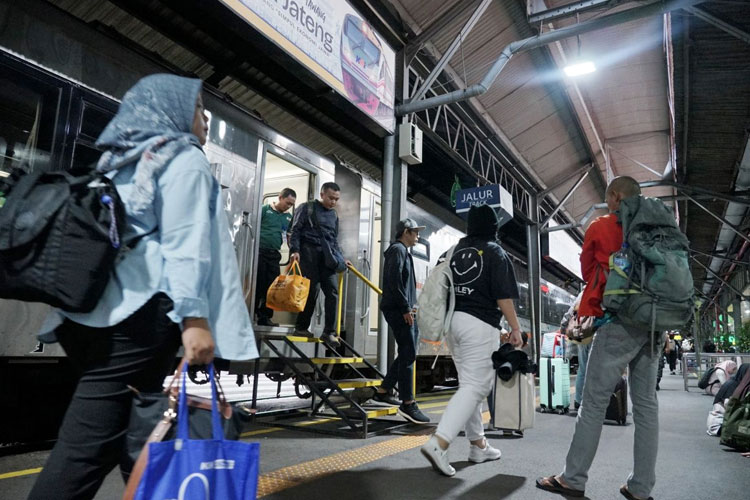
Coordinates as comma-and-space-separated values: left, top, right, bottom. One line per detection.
296, 244, 338, 333
254, 248, 282, 321
381, 309, 417, 402
28, 294, 181, 500
668, 349, 678, 371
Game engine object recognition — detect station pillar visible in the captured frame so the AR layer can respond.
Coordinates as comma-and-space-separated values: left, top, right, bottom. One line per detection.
527, 196, 542, 361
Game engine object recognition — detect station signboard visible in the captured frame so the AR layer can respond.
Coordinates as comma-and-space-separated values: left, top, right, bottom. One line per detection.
455, 184, 514, 228
220, 0, 396, 132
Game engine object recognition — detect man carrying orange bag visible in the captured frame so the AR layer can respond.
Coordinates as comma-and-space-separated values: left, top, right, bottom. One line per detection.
266, 261, 310, 314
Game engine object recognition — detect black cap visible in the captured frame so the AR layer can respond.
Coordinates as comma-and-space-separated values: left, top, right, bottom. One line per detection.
395, 218, 425, 238
467, 204, 499, 237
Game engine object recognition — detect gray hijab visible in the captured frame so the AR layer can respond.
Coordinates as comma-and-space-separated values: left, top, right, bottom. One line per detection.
96, 74, 203, 213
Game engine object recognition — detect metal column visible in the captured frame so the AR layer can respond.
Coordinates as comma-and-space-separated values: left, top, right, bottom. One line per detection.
527, 197, 542, 360
377, 135, 395, 373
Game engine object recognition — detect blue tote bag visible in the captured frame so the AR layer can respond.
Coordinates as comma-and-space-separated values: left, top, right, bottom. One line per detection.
134, 363, 260, 500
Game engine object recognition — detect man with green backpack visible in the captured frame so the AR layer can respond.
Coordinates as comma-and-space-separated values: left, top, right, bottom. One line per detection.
537, 176, 694, 500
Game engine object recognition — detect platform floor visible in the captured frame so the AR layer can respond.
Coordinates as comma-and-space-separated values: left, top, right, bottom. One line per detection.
1, 372, 747, 499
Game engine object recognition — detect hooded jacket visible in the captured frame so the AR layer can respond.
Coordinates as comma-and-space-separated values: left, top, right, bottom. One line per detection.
380, 241, 417, 315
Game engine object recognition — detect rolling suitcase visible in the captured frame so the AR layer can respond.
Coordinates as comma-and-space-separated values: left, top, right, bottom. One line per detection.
539, 357, 570, 414
605, 376, 628, 425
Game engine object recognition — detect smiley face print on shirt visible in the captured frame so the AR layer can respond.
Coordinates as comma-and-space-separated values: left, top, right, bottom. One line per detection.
451, 247, 484, 286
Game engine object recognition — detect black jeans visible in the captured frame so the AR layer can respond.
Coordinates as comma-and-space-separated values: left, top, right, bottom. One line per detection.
28, 294, 181, 500
296, 244, 338, 333
381, 309, 417, 402
668, 349, 678, 371
255, 248, 282, 321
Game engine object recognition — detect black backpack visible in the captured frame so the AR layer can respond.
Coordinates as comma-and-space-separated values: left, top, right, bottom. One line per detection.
0, 168, 126, 312
698, 366, 724, 390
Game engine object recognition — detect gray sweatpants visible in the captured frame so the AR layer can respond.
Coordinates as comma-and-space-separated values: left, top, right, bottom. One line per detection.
561, 320, 663, 498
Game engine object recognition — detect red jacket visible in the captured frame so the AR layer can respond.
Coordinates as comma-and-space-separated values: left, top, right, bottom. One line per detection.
579, 214, 622, 317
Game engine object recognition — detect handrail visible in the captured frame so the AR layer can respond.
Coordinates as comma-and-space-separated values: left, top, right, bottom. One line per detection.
335, 264, 383, 337
347, 263, 382, 295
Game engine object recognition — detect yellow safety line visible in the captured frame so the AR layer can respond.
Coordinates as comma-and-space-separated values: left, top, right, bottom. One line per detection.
0, 468, 42, 480
257, 434, 429, 498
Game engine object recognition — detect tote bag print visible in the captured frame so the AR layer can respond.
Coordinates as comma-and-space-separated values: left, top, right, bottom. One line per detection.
134, 363, 260, 500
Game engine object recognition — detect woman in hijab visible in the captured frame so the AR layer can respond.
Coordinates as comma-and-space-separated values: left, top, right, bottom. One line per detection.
420, 204, 523, 476
29, 74, 258, 500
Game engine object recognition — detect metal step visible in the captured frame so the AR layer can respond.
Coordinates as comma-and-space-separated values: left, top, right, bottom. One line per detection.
313, 378, 382, 389
262, 334, 323, 343
310, 357, 363, 365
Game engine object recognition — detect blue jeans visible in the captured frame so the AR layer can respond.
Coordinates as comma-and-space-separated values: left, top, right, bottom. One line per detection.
381, 309, 417, 402
561, 320, 663, 498
575, 343, 592, 405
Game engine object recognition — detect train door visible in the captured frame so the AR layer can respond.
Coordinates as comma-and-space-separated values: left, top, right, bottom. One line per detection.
363, 187, 381, 357
256, 150, 312, 330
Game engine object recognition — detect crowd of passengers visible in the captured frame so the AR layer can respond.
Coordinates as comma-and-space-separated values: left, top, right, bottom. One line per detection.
20, 74, 749, 500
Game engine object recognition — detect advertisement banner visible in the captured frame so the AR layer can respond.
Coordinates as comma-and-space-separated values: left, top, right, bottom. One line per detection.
220, 0, 396, 132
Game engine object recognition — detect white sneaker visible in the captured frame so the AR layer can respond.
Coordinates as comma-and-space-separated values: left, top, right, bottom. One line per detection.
420, 435, 456, 476
468, 440, 502, 463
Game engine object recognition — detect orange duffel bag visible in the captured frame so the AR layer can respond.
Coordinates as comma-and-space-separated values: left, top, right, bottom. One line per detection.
266, 261, 310, 313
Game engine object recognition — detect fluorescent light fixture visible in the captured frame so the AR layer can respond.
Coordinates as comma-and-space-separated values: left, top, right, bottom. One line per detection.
564, 61, 596, 77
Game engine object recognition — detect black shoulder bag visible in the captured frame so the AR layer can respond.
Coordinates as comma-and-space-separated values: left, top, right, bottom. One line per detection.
308, 201, 347, 272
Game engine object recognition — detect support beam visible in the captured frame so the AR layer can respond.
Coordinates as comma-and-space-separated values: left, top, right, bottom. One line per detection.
527, 197, 542, 363
377, 135, 395, 374
540, 167, 592, 228
529, 0, 627, 24
683, 194, 750, 246
538, 163, 595, 197
686, 6, 750, 45
404, 0, 481, 63
409, 0, 492, 102
541, 202, 608, 233
691, 256, 747, 300
398, 0, 707, 116
691, 248, 750, 266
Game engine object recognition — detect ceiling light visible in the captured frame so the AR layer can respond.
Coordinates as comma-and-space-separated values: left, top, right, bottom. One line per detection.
564, 61, 596, 77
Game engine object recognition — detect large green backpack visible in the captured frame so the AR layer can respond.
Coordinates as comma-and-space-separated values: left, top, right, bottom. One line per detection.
602, 195, 694, 334
720, 369, 750, 451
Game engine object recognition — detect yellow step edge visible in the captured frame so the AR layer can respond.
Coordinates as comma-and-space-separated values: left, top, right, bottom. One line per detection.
334, 379, 382, 389
284, 335, 324, 343
310, 357, 363, 364
366, 407, 398, 418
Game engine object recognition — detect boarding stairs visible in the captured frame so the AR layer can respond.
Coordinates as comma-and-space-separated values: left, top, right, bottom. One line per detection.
254, 265, 409, 438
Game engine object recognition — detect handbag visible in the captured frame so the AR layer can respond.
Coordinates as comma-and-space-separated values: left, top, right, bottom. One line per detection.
0, 168, 125, 311
266, 261, 311, 313
492, 371, 535, 431
124, 363, 259, 500
565, 313, 596, 344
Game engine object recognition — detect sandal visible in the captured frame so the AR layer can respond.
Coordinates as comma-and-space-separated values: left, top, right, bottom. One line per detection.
535, 475, 585, 497
620, 485, 653, 500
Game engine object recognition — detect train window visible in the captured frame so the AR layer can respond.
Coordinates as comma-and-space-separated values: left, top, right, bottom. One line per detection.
78, 102, 114, 142
0, 73, 59, 176
412, 237, 430, 262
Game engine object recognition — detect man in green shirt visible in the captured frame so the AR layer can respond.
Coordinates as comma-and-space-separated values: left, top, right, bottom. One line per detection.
255, 188, 296, 326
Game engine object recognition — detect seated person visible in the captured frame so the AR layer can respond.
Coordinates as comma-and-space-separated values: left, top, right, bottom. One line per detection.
704, 360, 738, 397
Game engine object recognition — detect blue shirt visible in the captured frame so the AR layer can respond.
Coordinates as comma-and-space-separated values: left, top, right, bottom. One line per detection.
40, 146, 258, 361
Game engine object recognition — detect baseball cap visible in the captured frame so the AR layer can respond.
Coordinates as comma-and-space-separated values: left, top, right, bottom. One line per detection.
395, 218, 425, 237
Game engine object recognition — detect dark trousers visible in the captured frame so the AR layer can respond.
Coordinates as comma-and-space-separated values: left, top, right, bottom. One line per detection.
255, 248, 282, 321
382, 309, 417, 402
28, 294, 181, 500
668, 349, 678, 372
296, 245, 337, 333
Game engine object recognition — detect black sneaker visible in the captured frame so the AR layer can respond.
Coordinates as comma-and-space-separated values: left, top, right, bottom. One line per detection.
574, 401, 581, 410
321, 332, 341, 347
398, 402, 430, 424
258, 318, 279, 327
293, 329, 315, 338
371, 389, 400, 406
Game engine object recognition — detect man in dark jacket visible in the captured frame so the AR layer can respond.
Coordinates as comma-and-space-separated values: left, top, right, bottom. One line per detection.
289, 182, 349, 346
374, 218, 429, 424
